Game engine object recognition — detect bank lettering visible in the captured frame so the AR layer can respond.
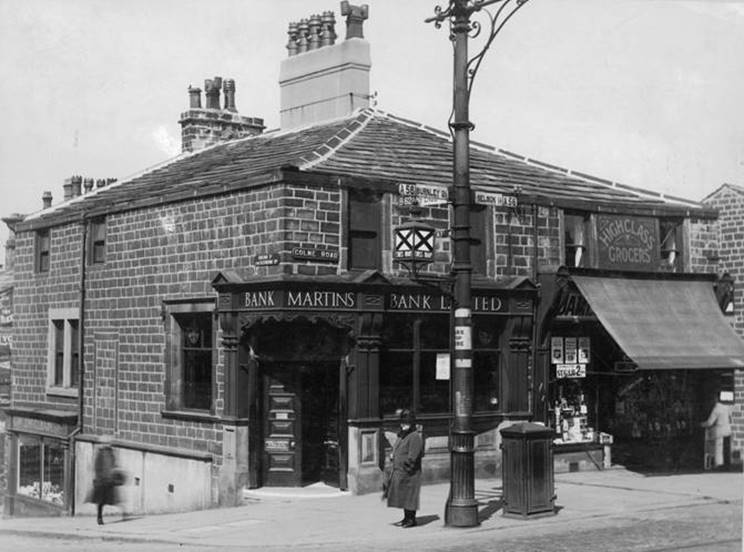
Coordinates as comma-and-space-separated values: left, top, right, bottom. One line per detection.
389, 293, 503, 312
287, 291, 356, 309
245, 291, 276, 308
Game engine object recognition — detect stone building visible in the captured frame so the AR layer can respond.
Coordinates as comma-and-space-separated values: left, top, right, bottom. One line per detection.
3, 3, 742, 517
702, 183, 744, 465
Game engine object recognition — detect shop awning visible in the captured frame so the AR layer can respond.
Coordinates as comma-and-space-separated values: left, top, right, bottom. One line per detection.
572, 275, 744, 370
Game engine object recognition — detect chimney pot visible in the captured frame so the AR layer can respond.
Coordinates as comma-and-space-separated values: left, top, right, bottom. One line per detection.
321, 11, 337, 46
96, 179, 106, 188
71, 175, 82, 197
287, 22, 299, 56
223, 79, 237, 112
205, 77, 223, 109
83, 178, 94, 193
308, 14, 322, 50
340, 2, 369, 39
42, 191, 53, 209
63, 177, 73, 201
297, 19, 310, 54
188, 86, 202, 109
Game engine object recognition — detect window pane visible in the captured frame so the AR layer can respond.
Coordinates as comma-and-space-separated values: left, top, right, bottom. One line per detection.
42, 442, 65, 505
70, 320, 79, 387
53, 320, 64, 386
93, 242, 106, 263
420, 352, 449, 414
380, 351, 413, 416
565, 213, 588, 267
18, 436, 41, 499
183, 350, 212, 410
348, 190, 380, 269
381, 316, 414, 349
419, 316, 449, 350
474, 351, 500, 412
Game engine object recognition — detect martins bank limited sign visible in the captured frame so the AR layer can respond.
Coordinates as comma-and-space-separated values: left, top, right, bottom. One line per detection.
596, 214, 659, 271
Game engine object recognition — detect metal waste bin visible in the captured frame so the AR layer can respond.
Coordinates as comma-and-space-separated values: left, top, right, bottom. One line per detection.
500, 422, 556, 518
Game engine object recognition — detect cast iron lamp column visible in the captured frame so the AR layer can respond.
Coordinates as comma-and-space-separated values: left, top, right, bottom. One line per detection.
426, 0, 529, 528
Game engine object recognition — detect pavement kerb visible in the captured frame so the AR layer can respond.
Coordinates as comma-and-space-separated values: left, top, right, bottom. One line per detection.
0, 469, 740, 548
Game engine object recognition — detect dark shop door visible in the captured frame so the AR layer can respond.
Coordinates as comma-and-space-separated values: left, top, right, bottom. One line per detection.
262, 362, 340, 487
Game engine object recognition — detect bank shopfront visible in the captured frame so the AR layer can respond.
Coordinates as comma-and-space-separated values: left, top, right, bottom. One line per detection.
212, 270, 536, 493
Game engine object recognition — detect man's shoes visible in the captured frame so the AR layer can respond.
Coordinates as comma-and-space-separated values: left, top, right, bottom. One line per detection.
393, 518, 406, 526
401, 518, 417, 528
97, 517, 103, 525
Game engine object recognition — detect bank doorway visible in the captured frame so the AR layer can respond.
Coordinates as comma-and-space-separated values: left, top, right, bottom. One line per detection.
262, 362, 341, 487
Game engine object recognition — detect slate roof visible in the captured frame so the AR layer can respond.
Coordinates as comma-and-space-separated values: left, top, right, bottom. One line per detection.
22, 107, 713, 230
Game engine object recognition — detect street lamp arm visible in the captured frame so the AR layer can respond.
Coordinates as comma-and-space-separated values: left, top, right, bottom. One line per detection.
466, 0, 529, 96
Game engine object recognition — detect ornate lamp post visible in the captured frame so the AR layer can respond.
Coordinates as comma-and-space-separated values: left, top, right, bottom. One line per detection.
426, 0, 529, 528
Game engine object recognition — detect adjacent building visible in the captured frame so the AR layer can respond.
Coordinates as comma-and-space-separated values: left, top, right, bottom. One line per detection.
3, 3, 742, 517
703, 183, 744, 465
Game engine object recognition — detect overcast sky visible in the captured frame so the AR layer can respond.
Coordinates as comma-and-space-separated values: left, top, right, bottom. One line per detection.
1, 0, 743, 267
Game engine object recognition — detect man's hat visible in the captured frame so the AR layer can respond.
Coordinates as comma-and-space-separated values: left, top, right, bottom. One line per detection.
399, 409, 416, 425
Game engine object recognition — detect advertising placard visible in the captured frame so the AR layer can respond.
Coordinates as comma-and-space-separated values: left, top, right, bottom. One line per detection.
551, 337, 563, 364
556, 364, 586, 378
578, 337, 590, 364
564, 337, 577, 364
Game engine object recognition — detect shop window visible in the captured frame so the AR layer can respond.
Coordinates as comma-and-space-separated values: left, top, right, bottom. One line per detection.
17, 435, 66, 506
473, 318, 504, 412
381, 315, 450, 416
36, 229, 50, 273
564, 212, 590, 268
88, 217, 106, 264
47, 308, 80, 395
347, 188, 381, 270
164, 300, 216, 413
660, 219, 683, 271
470, 206, 488, 275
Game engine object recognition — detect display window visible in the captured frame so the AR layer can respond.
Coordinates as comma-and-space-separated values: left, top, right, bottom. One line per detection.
17, 434, 66, 506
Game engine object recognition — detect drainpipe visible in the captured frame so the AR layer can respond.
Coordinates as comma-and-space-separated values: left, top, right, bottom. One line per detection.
73, 216, 88, 515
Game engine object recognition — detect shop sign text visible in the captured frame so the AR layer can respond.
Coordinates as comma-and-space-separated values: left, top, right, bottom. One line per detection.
556, 364, 586, 378
596, 214, 659, 271
388, 293, 504, 313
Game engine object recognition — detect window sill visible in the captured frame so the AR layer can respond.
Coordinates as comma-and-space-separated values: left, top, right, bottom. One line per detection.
46, 386, 79, 399
161, 409, 221, 424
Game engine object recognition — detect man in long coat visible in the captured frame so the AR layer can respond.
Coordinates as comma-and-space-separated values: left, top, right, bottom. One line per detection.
386, 409, 424, 528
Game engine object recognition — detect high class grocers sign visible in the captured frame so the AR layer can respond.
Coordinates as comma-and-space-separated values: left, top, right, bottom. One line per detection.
596, 214, 659, 271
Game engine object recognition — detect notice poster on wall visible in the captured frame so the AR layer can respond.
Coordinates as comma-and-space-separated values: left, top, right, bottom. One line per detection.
564, 338, 578, 364
551, 337, 563, 364
436, 353, 450, 380
578, 337, 590, 364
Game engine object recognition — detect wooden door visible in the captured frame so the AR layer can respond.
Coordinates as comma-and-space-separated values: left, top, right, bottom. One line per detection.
262, 365, 301, 486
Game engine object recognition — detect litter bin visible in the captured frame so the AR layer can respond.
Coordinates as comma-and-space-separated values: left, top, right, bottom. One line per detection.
500, 422, 556, 518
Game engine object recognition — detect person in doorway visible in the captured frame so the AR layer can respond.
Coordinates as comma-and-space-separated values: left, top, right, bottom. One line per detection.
700, 391, 732, 470
386, 409, 424, 528
89, 435, 123, 524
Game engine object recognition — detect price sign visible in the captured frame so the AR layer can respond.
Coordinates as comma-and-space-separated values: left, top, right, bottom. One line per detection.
556, 364, 586, 379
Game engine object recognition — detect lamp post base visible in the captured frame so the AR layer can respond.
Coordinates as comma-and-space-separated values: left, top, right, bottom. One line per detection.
445, 497, 480, 527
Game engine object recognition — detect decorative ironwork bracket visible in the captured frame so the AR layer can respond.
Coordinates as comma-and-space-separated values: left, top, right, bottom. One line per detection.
426, 0, 530, 98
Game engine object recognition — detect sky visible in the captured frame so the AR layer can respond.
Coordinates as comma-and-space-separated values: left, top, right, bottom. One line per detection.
1, 0, 743, 267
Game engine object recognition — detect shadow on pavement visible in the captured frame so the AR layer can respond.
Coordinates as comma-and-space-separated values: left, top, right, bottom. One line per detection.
415, 514, 440, 527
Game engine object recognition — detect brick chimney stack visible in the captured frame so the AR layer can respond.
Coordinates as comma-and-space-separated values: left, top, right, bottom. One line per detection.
179, 76, 265, 153
279, 3, 370, 129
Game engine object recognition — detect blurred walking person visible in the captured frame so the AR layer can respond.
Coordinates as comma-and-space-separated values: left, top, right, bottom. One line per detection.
386, 409, 424, 528
89, 435, 123, 524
